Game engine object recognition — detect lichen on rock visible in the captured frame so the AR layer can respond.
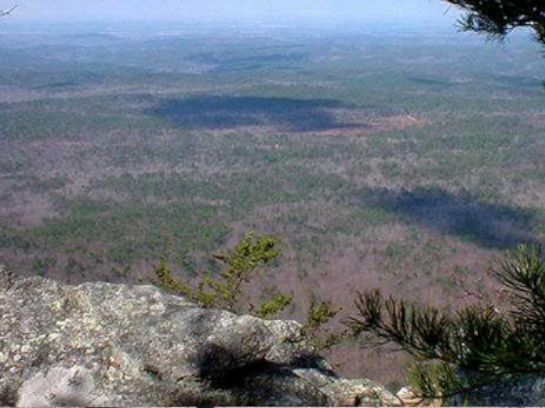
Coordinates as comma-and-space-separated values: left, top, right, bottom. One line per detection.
0, 266, 397, 407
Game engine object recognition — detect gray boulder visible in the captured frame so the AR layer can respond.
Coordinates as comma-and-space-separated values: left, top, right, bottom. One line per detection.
0, 266, 399, 407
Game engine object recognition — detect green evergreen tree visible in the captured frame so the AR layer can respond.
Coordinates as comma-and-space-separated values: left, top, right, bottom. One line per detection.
345, 244, 545, 402
154, 232, 292, 317
444, 0, 545, 45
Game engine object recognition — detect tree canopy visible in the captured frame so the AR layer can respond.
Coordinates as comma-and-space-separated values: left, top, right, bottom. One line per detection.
444, 0, 545, 45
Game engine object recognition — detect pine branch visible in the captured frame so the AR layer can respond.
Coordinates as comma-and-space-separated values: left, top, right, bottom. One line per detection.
0, 4, 16, 17
346, 244, 545, 400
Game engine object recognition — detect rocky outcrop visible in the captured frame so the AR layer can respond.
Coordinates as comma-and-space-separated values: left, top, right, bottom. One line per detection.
395, 387, 441, 407
0, 266, 400, 407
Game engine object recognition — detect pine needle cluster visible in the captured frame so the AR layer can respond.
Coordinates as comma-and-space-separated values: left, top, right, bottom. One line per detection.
345, 244, 545, 402
153, 232, 347, 350
445, 0, 545, 45
154, 232, 292, 318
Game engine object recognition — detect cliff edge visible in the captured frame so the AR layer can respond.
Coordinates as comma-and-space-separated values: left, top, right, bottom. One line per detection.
0, 265, 401, 407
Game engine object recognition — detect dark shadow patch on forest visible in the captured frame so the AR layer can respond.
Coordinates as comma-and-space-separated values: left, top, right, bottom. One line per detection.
405, 76, 454, 88
357, 187, 544, 249
188, 51, 309, 72
148, 96, 361, 132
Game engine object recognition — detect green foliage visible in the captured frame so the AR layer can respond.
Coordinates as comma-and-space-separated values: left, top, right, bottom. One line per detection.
302, 296, 348, 352
200, 232, 281, 311
153, 234, 347, 350
445, 0, 545, 46
346, 244, 545, 401
256, 294, 293, 318
303, 297, 339, 331
405, 361, 458, 403
153, 259, 193, 297
154, 232, 292, 317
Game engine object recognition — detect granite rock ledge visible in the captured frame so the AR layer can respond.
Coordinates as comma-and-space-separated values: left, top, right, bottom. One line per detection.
0, 266, 401, 407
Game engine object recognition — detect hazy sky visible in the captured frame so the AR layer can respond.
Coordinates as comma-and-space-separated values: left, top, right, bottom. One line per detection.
8, 0, 462, 24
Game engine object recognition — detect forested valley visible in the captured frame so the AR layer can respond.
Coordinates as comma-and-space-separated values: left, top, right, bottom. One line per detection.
1, 20, 544, 388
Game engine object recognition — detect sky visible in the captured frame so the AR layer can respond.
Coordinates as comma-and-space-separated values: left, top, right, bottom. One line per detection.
5, 0, 462, 25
